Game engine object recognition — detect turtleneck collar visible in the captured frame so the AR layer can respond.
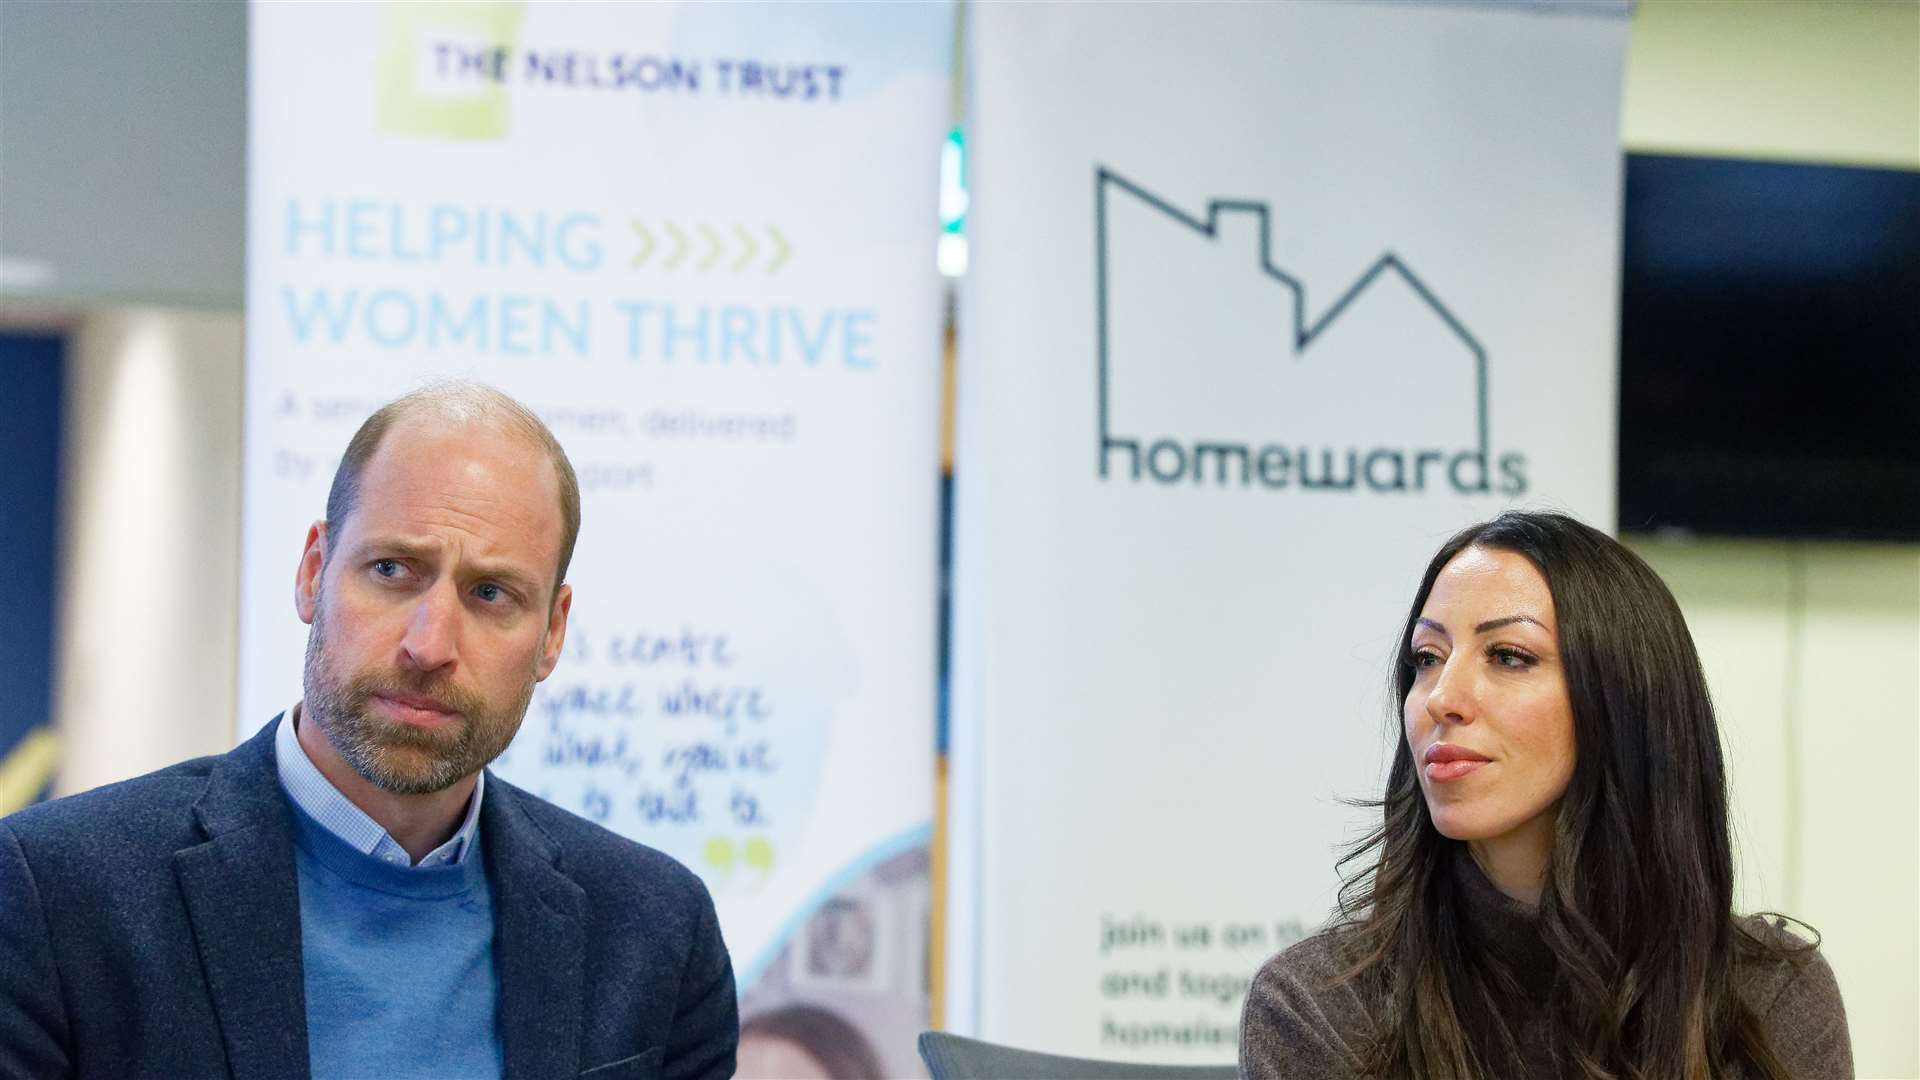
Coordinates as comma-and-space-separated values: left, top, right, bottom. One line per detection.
1450, 843, 1557, 1000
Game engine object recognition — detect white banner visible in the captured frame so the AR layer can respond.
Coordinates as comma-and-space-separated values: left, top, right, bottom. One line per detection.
245, 4, 950, 1074
950, 1, 1627, 1062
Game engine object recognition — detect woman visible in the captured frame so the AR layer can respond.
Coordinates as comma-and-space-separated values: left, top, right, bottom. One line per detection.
1239, 512, 1850, 1079
735, 1003, 886, 1080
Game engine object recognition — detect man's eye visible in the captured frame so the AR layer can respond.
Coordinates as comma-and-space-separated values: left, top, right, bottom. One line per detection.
373, 559, 402, 578
475, 583, 504, 603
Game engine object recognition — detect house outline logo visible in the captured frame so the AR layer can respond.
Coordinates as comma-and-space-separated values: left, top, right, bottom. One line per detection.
1094, 166, 1524, 496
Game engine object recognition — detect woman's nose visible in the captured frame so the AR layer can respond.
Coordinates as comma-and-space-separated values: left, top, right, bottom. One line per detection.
1425, 658, 1474, 726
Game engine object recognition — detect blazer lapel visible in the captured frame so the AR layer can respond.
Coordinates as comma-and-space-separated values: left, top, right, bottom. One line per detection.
484, 781, 586, 1080
173, 718, 310, 1080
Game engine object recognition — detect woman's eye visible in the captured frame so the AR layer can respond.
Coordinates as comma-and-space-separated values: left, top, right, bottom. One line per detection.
1491, 647, 1535, 669
1410, 649, 1442, 669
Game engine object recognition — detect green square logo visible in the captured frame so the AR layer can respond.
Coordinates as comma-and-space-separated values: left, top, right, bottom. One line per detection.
376, 2, 524, 140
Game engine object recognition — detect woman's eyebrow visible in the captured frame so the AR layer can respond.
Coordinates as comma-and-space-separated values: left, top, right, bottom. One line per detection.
1414, 617, 1449, 639
1474, 614, 1548, 634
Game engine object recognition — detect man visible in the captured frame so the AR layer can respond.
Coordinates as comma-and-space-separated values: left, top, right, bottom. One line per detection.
0, 383, 737, 1079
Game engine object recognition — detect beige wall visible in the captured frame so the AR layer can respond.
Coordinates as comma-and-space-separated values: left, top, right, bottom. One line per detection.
1622, 0, 1920, 168
1630, 540, 1920, 1077
51, 309, 243, 796
1623, 3, 1920, 1075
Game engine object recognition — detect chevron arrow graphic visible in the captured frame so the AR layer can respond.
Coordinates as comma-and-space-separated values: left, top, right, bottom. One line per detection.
765, 225, 790, 274
697, 223, 724, 272
663, 221, 689, 271
731, 224, 758, 273
629, 220, 656, 268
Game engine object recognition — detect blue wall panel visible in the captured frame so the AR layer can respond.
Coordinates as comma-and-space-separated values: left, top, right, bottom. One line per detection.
0, 332, 64, 808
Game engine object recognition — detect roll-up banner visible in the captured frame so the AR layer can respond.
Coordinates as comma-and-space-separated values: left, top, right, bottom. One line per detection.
950, 1, 1629, 1062
244, 4, 950, 1073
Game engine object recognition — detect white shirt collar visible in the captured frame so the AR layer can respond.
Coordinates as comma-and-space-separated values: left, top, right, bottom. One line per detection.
273, 701, 484, 869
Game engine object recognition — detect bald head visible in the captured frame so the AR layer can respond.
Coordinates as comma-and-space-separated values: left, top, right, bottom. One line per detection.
323, 381, 581, 597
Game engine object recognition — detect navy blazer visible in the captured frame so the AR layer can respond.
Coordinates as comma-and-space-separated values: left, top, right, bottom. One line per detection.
0, 718, 737, 1080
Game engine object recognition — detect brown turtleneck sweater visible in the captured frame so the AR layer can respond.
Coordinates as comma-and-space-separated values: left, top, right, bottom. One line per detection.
1239, 853, 1852, 1078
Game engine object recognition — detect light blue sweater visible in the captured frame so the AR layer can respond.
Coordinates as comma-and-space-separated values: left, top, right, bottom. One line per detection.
287, 799, 503, 1079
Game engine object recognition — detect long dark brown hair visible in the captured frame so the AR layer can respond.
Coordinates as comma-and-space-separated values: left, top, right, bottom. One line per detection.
740, 1003, 886, 1080
1335, 511, 1809, 1079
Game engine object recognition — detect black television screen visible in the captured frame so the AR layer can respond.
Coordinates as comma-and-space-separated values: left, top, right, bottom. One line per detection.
1618, 152, 1920, 541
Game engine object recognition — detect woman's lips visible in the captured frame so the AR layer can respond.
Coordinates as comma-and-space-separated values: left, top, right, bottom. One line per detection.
1424, 759, 1489, 782
1423, 742, 1491, 782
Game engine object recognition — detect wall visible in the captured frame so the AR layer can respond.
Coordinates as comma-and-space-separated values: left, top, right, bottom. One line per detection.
0, 3, 248, 791
1621, 4, 1919, 1074
1621, 0, 1919, 168
1628, 539, 1919, 1075
51, 309, 243, 796
0, 1, 245, 306
0, 333, 63, 811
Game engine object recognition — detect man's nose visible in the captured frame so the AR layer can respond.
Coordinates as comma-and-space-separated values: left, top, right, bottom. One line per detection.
1425, 657, 1475, 726
399, 580, 461, 673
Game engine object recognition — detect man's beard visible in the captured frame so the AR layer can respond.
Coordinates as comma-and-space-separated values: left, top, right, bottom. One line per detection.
301, 597, 537, 796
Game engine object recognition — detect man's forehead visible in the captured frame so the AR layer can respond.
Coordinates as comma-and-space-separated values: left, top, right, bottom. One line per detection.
343, 418, 564, 565
365, 418, 550, 488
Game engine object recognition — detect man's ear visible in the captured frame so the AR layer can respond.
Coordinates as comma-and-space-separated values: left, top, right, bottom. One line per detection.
295, 521, 329, 625
535, 582, 573, 681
